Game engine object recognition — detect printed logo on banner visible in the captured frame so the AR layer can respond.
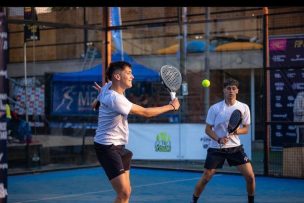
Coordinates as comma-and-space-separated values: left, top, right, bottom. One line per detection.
272, 55, 286, 62
290, 54, 304, 62
54, 86, 75, 112
294, 39, 304, 48
292, 83, 304, 90
154, 132, 171, 152
0, 121, 7, 140
274, 82, 284, 91
287, 72, 296, 78
0, 152, 8, 170
274, 73, 282, 79
273, 114, 287, 118
269, 39, 287, 51
200, 136, 211, 149
0, 131, 6, 140
275, 95, 281, 101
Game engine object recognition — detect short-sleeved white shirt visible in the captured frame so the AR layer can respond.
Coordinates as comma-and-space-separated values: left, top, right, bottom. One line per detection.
94, 82, 133, 145
206, 100, 250, 149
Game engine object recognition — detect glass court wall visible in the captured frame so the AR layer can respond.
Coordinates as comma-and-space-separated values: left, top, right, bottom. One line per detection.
5, 7, 304, 178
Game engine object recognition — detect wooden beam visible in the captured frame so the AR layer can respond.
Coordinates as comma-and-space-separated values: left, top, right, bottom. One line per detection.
101, 7, 111, 85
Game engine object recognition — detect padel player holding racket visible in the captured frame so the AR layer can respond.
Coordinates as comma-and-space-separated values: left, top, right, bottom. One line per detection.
190, 78, 255, 203
92, 61, 180, 203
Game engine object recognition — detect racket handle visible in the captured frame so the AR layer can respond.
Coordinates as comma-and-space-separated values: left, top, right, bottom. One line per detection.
93, 101, 100, 111
170, 92, 176, 100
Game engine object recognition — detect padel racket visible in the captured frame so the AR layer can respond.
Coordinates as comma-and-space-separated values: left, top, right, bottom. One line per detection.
227, 109, 242, 134
160, 65, 182, 100
220, 109, 242, 148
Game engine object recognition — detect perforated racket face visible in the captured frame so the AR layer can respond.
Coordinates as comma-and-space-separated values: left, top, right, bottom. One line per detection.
227, 109, 242, 133
160, 65, 182, 92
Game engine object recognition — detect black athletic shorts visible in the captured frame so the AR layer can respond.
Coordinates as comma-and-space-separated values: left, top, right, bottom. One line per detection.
204, 145, 250, 169
94, 142, 133, 180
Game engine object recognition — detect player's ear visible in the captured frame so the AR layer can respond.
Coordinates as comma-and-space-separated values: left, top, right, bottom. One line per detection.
113, 73, 121, 80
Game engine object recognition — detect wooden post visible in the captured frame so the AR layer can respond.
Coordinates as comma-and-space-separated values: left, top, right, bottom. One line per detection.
101, 7, 112, 85
263, 7, 270, 176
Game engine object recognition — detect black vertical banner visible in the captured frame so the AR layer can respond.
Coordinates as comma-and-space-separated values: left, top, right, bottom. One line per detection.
24, 7, 40, 42
0, 12, 8, 203
269, 36, 304, 148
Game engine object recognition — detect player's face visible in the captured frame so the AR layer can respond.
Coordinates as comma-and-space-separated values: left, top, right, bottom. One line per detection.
223, 85, 239, 100
120, 66, 134, 89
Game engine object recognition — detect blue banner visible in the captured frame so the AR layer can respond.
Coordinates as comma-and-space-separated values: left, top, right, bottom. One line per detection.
51, 82, 99, 116
0, 12, 8, 203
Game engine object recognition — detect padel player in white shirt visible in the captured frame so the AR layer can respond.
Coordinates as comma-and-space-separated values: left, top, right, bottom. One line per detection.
92, 61, 180, 203
190, 78, 255, 203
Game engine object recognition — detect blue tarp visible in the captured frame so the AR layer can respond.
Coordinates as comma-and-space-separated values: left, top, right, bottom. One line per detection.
53, 52, 160, 82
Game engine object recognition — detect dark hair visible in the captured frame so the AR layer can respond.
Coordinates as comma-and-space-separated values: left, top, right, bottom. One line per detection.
223, 78, 239, 88
106, 61, 132, 81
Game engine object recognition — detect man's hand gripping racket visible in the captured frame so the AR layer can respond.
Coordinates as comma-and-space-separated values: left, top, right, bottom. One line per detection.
160, 65, 182, 100
220, 109, 242, 148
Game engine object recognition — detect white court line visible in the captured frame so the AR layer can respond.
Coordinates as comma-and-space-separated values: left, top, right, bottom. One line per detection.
14, 175, 222, 203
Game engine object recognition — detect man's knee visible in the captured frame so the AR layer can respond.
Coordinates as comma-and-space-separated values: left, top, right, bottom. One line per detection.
117, 187, 131, 200
245, 173, 255, 184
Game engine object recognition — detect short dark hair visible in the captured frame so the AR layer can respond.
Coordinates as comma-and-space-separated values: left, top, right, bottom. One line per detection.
106, 61, 132, 81
223, 78, 239, 88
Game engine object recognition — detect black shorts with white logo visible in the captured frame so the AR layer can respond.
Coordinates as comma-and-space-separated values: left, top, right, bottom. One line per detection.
94, 142, 133, 180
204, 145, 250, 169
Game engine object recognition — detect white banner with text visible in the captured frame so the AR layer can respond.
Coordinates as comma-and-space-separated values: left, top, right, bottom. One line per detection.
127, 124, 252, 160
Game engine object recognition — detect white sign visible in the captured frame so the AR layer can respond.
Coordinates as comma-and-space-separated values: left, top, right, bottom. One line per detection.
127, 123, 252, 160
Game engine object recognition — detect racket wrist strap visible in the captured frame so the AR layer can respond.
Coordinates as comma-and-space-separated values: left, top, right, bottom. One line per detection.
170, 104, 176, 111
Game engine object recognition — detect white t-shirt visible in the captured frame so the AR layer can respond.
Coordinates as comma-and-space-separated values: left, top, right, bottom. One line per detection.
94, 82, 133, 145
206, 100, 250, 149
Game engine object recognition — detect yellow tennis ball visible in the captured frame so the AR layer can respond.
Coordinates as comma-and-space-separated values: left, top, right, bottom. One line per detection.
202, 79, 210, 87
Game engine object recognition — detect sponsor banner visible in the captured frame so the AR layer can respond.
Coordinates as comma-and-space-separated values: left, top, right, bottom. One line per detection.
10, 77, 45, 127
11, 77, 44, 116
270, 35, 304, 147
126, 124, 252, 160
0, 12, 8, 202
270, 36, 304, 67
270, 68, 304, 147
51, 82, 98, 116
24, 7, 40, 42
